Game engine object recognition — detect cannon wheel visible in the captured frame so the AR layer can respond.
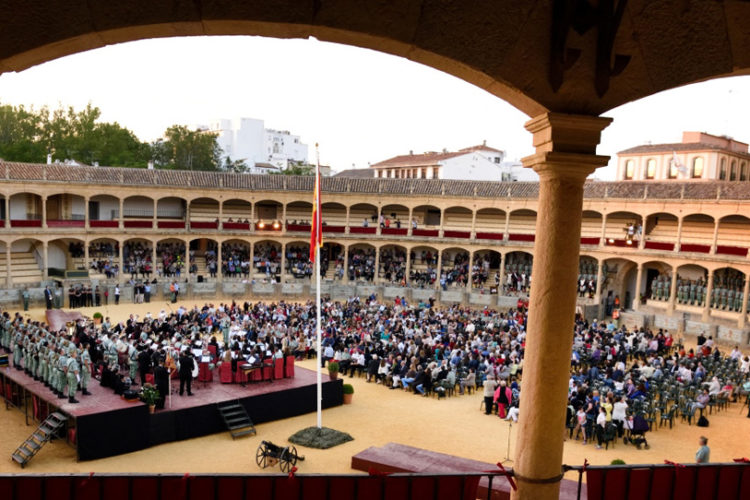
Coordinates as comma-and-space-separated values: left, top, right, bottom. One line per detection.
287, 445, 299, 466
255, 443, 268, 468
279, 446, 294, 472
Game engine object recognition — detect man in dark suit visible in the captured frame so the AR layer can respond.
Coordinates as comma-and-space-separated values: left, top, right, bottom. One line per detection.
44, 286, 53, 310
153, 359, 169, 409
178, 350, 194, 396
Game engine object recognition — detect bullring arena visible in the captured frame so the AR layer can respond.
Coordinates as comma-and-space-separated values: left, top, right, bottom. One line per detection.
1, 164, 750, 499
4, 1, 750, 499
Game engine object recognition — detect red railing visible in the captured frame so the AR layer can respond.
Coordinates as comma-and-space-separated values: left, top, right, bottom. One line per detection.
476, 232, 504, 241
605, 238, 636, 248
680, 243, 711, 253
580, 237, 600, 245
716, 245, 748, 257
381, 227, 407, 236
190, 221, 218, 230
157, 220, 185, 229
123, 220, 153, 228
508, 233, 535, 242
645, 241, 675, 251
412, 229, 439, 237
0, 220, 4, 227
286, 223, 311, 232
90, 220, 118, 228
350, 226, 377, 234
47, 220, 85, 228
0, 473, 489, 500
223, 222, 250, 231
443, 230, 470, 239
10, 219, 42, 228
322, 225, 346, 233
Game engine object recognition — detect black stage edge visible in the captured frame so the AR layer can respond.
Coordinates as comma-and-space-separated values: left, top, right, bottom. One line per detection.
76, 379, 343, 461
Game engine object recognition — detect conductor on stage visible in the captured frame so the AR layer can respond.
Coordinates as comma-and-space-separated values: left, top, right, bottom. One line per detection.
178, 350, 194, 396
44, 286, 53, 310
153, 359, 169, 409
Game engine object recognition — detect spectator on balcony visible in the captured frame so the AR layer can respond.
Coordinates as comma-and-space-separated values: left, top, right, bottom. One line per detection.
362, 218, 369, 227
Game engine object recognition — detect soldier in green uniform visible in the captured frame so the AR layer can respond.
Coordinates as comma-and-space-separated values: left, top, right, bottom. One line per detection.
12, 327, 23, 369
66, 346, 80, 403
56, 349, 68, 399
22, 288, 29, 311
47, 346, 58, 391
37, 344, 48, 385
128, 341, 138, 383
80, 343, 92, 396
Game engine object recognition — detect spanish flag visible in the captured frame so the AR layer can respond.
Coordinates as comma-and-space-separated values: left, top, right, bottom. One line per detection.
309, 159, 322, 261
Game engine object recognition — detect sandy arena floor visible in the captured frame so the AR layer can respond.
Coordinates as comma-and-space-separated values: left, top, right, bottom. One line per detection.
2, 299, 750, 477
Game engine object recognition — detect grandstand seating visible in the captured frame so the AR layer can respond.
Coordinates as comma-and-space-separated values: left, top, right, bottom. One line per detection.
0, 252, 42, 284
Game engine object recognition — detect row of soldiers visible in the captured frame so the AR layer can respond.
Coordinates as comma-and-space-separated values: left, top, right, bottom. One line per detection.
0, 313, 91, 404
651, 275, 746, 312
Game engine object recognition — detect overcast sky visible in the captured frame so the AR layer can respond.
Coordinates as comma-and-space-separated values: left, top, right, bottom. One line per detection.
0, 36, 748, 179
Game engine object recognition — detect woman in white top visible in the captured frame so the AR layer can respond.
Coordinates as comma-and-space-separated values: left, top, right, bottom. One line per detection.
612, 396, 628, 437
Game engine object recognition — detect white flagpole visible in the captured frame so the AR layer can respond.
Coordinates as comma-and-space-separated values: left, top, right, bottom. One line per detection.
315, 146, 322, 429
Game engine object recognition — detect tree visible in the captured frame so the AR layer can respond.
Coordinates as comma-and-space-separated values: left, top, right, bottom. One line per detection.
222, 156, 249, 173
273, 160, 316, 176
161, 125, 221, 171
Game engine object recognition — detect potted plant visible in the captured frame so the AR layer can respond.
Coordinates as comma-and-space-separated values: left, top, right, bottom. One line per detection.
141, 383, 160, 414
327, 361, 340, 380
92, 312, 103, 325
342, 383, 354, 404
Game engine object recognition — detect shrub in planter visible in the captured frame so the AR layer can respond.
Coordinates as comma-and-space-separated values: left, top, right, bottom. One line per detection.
343, 383, 354, 404
327, 361, 340, 379
610, 459, 626, 465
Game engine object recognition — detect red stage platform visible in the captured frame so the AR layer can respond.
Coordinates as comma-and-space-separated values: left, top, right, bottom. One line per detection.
1, 362, 342, 461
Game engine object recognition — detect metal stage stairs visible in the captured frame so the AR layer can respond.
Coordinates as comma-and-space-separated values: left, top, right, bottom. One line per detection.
11, 412, 68, 468
217, 401, 256, 439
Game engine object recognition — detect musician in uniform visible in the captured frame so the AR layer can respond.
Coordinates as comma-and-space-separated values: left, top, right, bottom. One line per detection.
80, 343, 92, 395
66, 346, 80, 404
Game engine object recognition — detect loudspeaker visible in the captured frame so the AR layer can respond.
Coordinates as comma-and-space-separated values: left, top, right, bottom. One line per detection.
197, 275, 204, 283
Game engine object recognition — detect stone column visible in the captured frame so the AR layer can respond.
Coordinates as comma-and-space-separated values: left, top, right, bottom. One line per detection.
218, 202, 223, 230
638, 216, 646, 250
407, 208, 414, 237
667, 266, 678, 314
512, 113, 611, 500
6, 245, 12, 288
470, 210, 477, 239
503, 211, 511, 241
405, 247, 411, 287
118, 241, 124, 276
249, 203, 255, 233
84, 197, 90, 229
599, 213, 607, 247
468, 251, 474, 289
374, 246, 380, 284
185, 239, 190, 282
703, 269, 714, 322
184, 200, 190, 229
739, 276, 749, 328
42, 241, 48, 280
42, 196, 47, 228
344, 205, 350, 234
435, 250, 443, 290
153, 199, 158, 228
633, 262, 643, 311
119, 199, 124, 229
498, 252, 506, 294
438, 209, 444, 238
4, 196, 9, 229
674, 216, 683, 253
711, 220, 720, 254
216, 240, 224, 284
152, 244, 157, 278
376, 205, 382, 236
281, 204, 287, 234
343, 245, 349, 284
594, 259, 604, 306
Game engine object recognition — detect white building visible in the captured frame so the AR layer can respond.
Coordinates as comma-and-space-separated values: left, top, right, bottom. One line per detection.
199, 118, 309, 173
369, 143, 537, 181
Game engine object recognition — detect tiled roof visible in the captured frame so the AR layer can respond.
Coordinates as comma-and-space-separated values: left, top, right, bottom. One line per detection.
2, 161, 750, 201
334, 168, 374, 178
618, 142, 750, 160
370, 151, 465, 168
